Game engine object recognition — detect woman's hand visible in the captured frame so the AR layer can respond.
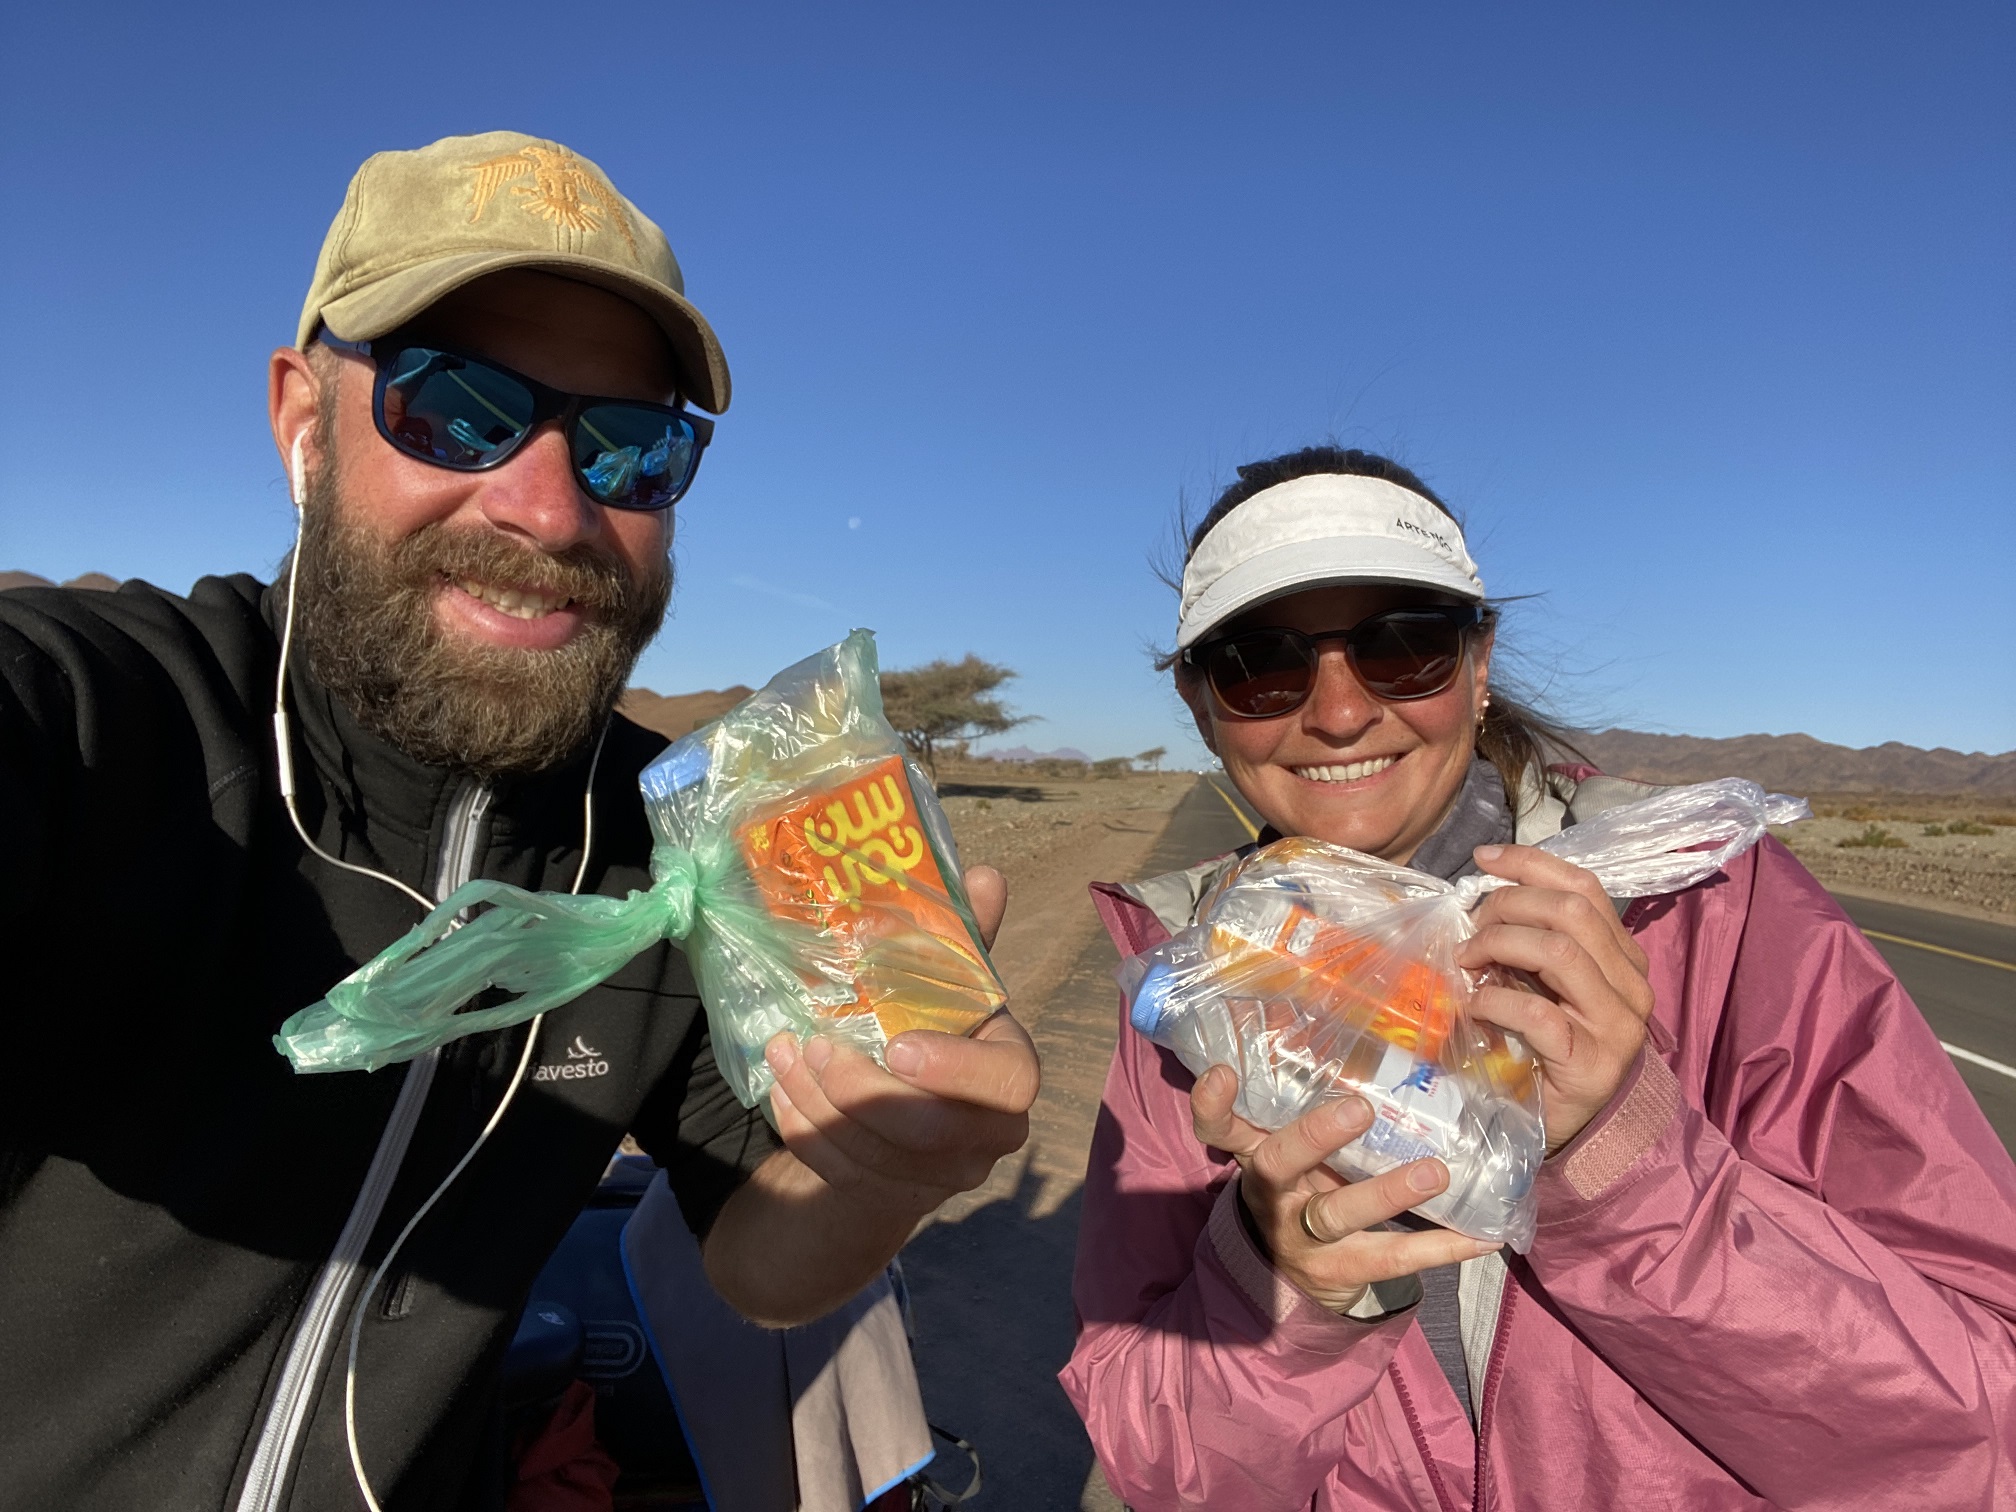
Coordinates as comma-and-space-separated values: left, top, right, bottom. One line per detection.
1458, 844, 1655, 1152
1191, 1067, 1503, 1314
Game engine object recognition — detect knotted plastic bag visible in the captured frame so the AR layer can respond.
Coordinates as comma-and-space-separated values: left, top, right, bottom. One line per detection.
1119, 778, 1809, 1251
274, 630, 1006, 1107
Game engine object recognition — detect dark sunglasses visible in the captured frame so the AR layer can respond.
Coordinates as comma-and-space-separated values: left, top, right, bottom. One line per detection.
1184, 604, 1484, 719
320, 333, 713, 511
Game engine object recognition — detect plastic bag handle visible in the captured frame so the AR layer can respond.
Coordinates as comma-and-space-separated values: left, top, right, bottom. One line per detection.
1451, 777, 1809, 906
274, 844, 710, 1074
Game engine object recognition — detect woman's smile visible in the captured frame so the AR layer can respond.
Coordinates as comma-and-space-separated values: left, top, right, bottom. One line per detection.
1288, 754, 1401, 785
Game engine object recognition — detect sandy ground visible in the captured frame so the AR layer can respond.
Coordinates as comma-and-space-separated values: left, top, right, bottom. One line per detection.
1770, 812, 2016, 924
935, 769, 1199, 1039
931, 765, 1200, 1224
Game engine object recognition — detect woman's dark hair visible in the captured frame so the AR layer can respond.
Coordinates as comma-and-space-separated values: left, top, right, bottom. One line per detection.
1167, 445, 1583, 806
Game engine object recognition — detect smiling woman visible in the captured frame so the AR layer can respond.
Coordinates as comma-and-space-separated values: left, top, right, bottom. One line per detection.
1061, 444, 2016, 1512
1155, 447, 1579, 861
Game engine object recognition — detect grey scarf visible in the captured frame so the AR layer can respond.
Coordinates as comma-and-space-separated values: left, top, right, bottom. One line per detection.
1406, 756, 1515, 884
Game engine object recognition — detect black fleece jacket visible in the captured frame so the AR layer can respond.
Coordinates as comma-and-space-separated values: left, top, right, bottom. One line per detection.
0, 575, 780, 1512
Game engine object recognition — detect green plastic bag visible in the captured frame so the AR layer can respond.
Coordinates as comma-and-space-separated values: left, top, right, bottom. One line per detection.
274, 631, 1006, 1108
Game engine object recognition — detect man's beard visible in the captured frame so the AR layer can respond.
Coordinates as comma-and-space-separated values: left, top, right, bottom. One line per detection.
288, 456, 671, 780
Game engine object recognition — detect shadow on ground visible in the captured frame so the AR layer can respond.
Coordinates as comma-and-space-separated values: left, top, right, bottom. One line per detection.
902, 1163, 1120, 1510
900, 777, 1256, 1510
938, 781, 1055, 803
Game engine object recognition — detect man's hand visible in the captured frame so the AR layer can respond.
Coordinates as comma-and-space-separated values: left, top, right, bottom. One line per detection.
702, 861, 1040, 1326
1192, 1069, 1500, 1314
762, 1009, 1039, 1221
762, 859, 1033, 1217
1457, 844, 1655, 1152
964, 863, 1006, 950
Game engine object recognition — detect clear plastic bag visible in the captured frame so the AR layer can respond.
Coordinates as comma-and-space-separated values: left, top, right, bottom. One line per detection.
644, 632, 1006, 1107
275, 631, 1005, 1105
1119, 778, 1808, 1251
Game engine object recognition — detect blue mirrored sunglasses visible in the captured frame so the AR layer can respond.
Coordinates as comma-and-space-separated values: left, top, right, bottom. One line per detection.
320, 333, 713, 511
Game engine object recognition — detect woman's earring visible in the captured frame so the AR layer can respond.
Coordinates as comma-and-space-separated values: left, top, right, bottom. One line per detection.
1476, 692, 1491, 733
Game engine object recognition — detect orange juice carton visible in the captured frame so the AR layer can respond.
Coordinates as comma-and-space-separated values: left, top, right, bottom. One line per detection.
735, 755, 1007, 1041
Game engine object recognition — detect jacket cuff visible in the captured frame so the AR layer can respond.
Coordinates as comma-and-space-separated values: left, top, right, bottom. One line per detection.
1204, 1178, 1420, 1351
1536, 1045, 1681, 1219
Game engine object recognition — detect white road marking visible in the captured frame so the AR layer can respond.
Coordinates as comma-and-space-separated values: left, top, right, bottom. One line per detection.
1943, 1043, 2016, 1082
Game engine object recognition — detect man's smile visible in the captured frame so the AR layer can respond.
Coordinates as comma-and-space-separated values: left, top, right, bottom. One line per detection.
447, 574, 576, 620
435, 570, 594, 653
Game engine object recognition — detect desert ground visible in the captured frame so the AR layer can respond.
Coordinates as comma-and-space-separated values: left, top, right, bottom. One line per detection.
905, 764, 1202, 1509
932, 766, 1198, 1019
1771, 797, 2016, 923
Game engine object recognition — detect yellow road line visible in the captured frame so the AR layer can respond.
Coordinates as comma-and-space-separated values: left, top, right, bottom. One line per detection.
1861, 929, 2015, 973
1206, 777, 1260, 840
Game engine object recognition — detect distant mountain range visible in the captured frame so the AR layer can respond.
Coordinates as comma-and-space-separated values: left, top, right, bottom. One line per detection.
617, 685, 756, 741
1572, 728, 2016, 797
615, 691, 1100, 766
8, 586, 2008, 798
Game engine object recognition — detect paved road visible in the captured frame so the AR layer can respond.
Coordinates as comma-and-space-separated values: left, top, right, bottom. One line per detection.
1829, 895, 2016, 1151
1191, 778, 2016, 1151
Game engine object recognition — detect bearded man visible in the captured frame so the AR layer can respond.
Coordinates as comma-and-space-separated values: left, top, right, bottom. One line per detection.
0, 132, 1037, 1512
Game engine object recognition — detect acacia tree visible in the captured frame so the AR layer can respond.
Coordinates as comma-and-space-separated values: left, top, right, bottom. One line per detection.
1136, 746, 1168, 773
879, 655, 1029, 778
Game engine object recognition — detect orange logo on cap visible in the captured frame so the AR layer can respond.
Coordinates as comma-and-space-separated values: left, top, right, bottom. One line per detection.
465, 145, 638, 253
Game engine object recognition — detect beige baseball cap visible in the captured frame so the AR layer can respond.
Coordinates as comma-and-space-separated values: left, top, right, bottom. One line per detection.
297, 130, 730, 413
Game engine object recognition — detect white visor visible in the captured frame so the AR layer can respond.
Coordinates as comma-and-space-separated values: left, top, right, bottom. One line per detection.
1176, 473, 1485, 649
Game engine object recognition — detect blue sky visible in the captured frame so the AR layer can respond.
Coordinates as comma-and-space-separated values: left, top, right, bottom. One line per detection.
3, 2, 2010, 764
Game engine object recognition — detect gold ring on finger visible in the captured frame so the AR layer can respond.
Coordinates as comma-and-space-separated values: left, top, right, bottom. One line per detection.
1298, 1195, 1331, 1245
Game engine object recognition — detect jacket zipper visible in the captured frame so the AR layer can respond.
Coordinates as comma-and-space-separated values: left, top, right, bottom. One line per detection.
1468, 1267, 1520, 1512
1390, 1356, 1462, 1512
233, 780, 492, 1512
1395, 1258, 1517, 1512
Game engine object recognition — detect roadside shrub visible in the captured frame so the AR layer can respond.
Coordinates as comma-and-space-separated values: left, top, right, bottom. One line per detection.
1092, 758, 1132, 780
1922, 824, 1947, 837
1029, 758, 1091, 780
1842, 803, 1885, 822
1838, 824, 1907, 849
1946, 819, 1995, 836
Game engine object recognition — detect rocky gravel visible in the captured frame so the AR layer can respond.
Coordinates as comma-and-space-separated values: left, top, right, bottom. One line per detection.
1771, 814, 2016, 921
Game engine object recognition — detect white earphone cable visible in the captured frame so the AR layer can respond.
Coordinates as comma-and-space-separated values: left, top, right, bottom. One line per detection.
278, 433, 615, 1509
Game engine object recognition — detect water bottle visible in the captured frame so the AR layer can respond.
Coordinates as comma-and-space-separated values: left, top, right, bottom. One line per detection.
1124, 947, 1543, 1251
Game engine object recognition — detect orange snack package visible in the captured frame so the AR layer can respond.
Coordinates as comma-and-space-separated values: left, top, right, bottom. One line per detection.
737, 755, 1006, 1041
1207, 900, 1457, 1060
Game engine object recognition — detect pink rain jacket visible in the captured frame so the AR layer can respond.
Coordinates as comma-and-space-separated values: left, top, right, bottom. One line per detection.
1062, 836, 2016, 1510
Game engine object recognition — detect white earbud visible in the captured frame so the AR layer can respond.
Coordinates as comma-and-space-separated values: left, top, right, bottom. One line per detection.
290, 435, 306, 508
